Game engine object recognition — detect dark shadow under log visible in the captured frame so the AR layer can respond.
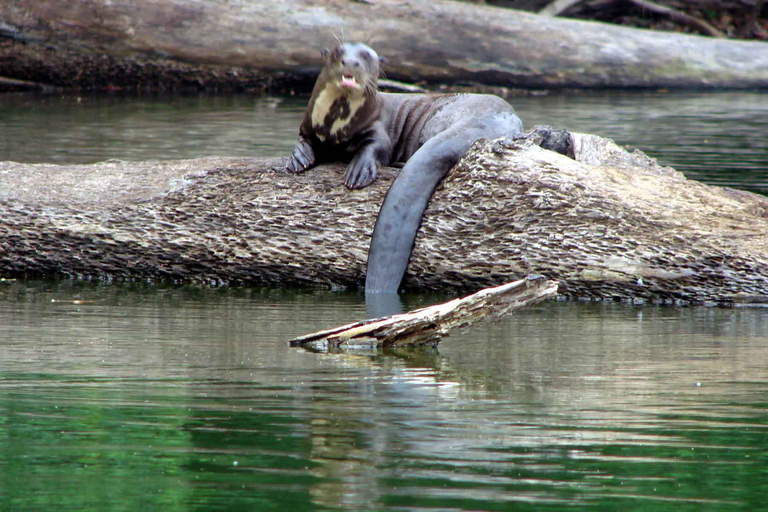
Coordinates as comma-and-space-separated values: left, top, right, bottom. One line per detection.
1, 132, 767, 304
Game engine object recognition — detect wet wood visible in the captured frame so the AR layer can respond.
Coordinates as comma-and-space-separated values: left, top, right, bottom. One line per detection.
1, 130, 766, 304
1, 0, 768, 90
0, 76, 59, 91
289, 275, 559, 350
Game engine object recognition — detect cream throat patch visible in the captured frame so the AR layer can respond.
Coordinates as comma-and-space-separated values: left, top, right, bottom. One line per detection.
310, 84, 366, 142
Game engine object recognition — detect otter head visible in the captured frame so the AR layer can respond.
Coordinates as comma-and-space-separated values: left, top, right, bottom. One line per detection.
320, 42, 384, 97
309, 43, 386, 143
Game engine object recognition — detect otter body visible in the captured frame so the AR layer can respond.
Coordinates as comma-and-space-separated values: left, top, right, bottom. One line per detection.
286, 43, 524, 293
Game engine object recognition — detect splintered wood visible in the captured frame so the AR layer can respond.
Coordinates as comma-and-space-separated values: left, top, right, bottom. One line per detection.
288, 275, 559, 350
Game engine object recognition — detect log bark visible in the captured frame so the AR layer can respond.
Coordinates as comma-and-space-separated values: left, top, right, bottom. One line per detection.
289, 276, 560, 350
2, 0, 768, 90
1, 131, 767, 304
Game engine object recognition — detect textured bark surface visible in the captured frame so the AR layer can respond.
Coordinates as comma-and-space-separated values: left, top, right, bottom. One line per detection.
1, 133, 767, 304
412, 136, 768, 303
2, 0, 768, 91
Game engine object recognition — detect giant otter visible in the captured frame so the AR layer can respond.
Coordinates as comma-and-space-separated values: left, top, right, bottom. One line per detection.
286, 43, 524, 293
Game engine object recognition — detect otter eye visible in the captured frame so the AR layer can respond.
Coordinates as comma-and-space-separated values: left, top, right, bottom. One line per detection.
362, 52, 371, 62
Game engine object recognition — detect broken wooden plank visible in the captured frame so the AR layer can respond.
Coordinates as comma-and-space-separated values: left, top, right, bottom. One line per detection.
288, 275, 560, 350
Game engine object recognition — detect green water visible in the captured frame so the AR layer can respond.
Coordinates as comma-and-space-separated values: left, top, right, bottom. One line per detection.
1, 90, 767, 509
1, 281, 767, 511
0, 90, 766, 194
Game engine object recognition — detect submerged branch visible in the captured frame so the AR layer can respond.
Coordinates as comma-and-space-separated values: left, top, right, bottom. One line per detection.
289, 276, 560, 350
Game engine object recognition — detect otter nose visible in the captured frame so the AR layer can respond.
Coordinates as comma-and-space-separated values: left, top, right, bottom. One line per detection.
341, 58, 361, 68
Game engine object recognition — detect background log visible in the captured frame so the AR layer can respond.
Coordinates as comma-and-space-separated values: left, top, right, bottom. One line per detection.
2, 0, 768, 91
1, 133, 767, 304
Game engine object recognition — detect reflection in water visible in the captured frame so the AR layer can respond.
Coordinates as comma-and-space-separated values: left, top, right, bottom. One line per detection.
1, 281, 766, 510
2, 87, 766, 511
0, 93, 304, 163
0, 90, 766, 195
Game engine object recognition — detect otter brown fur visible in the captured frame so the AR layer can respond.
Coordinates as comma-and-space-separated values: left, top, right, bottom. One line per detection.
286, 43, 524, 293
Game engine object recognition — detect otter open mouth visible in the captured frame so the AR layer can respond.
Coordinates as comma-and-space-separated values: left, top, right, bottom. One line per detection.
339, 74, 358, 89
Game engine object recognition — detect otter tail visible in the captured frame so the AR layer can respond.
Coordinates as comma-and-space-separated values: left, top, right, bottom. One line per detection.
364, 111, 523, 294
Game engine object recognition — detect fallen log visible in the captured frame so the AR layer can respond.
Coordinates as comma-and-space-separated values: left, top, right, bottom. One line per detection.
1, 131, 767, 304
2, 0, 768, 90
289, 275, 560, 350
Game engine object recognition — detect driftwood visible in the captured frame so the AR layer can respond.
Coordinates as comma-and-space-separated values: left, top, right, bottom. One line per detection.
2, 0, 768, 91
289, 275, 559, 350
541, 0, 725, 37
1, 131, 767, 304
626, 0, 725, 38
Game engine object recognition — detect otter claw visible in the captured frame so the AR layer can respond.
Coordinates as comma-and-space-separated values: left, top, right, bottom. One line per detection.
286, 138, 315, 173
344, 161, 377, 189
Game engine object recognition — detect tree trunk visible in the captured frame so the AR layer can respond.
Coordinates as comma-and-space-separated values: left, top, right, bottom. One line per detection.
1, 0, 768, 91
2, 132, 767, 304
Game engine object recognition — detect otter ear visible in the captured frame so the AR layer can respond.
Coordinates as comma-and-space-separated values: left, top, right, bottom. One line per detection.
379, 56, 387, 66
321, 48, 331, 60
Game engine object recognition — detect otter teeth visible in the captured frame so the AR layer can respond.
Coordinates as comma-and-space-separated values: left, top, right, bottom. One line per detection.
340, 75, 358, 88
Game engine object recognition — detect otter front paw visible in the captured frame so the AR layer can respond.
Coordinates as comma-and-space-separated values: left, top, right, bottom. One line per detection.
286, 137, 315, 173
344, 153, 378, 189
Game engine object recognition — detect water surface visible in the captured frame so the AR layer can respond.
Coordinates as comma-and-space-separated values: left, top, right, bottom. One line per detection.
1, 90, 767, 510
1, 281, 766, 511
1, 90, 766, 194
